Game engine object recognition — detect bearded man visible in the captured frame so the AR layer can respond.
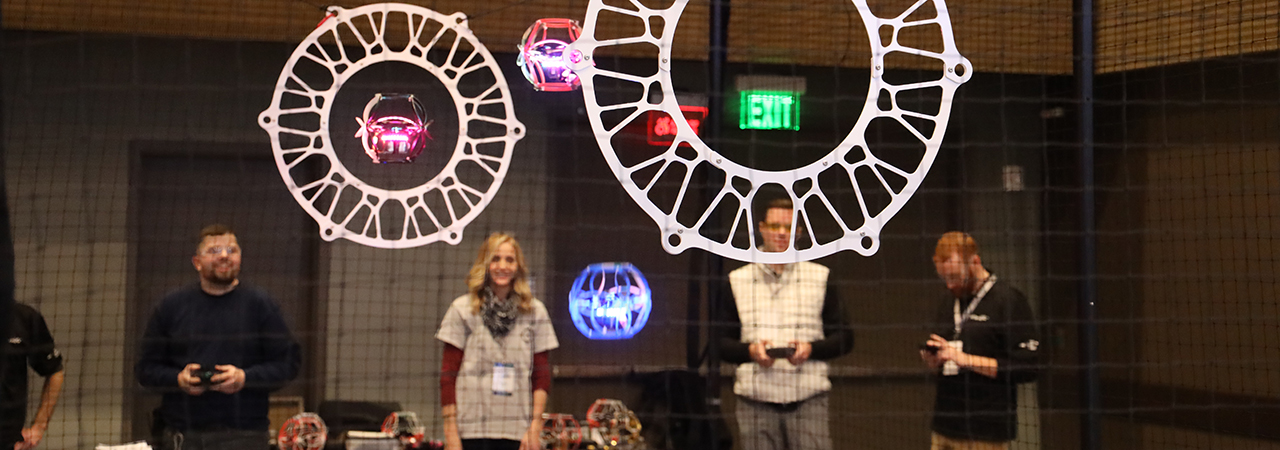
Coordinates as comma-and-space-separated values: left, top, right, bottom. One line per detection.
920, 232, 1040, 450
136, 224, 301, 450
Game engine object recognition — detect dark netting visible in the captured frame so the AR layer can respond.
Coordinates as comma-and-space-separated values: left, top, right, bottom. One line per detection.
0, 0, 1277, 449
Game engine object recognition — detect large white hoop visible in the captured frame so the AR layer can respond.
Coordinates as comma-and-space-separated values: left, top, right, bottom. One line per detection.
568, 0, 970, 263
259, 3, 524, 249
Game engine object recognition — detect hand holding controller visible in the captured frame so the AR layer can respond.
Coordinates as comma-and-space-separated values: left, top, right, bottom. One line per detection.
207, 364, 247, 394
764, 347, 796, 359
193, 365, 219, 386
178, 363, 207, 396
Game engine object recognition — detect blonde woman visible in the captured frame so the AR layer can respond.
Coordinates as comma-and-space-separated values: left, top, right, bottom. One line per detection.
437, 233, 559, 450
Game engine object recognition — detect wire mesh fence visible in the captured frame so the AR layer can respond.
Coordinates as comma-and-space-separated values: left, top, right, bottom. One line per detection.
1, 0, 1277, 449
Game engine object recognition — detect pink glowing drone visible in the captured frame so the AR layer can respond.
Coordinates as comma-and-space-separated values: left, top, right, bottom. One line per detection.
354, 93, 434, 163
516, 18, 584, 92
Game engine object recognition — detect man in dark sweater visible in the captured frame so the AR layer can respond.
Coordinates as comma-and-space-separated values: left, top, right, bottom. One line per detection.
136, 224, 301, 450
920, 232, 1040, 450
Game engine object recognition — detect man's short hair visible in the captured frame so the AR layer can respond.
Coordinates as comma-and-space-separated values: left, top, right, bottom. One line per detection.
760, 197, 794, 218
196, 224, 235, 252
934, 231, 978, 262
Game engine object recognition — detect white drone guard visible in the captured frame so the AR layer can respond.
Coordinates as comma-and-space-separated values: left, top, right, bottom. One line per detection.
259, 3, 525, 249
568, 0, 971, 263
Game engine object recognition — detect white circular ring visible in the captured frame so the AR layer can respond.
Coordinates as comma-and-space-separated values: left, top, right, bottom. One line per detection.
569, 0, 970, 263
259, 3, 525, 249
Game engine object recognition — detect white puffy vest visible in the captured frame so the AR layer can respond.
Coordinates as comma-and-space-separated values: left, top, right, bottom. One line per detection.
728, 261, 832, 404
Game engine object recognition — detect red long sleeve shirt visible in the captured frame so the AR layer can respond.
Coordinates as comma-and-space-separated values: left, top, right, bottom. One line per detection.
440, 344, 550, 405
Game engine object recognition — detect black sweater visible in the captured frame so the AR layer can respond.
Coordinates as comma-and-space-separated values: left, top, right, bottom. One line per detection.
928, 280, 1040, 442
136, 284, 301, 431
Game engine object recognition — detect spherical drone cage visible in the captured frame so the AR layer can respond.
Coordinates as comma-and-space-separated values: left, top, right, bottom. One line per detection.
567, 0, 971, 263
278, 412, 328, 450
568, 262, 653, 340
259, 3, 525, 249
541, 413, 584, 450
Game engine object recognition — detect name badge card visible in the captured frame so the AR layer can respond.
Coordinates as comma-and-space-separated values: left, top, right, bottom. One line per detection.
492, 363, 515, 396
943, 341, 963, 376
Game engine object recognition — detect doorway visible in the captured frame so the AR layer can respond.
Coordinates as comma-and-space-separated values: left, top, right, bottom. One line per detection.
124, 142, 323, 440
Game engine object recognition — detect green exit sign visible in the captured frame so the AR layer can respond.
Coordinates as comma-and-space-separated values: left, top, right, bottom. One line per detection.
740, 91, 800, 130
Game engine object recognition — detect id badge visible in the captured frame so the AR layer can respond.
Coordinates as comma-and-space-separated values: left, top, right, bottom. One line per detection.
492, 363, 515, 396
943, 340, 963, 376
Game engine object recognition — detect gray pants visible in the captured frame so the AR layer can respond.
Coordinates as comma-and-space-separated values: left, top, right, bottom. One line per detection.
734, 394, 832, 450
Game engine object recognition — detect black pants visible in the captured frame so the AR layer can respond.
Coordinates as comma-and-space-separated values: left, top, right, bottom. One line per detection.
462, 438, 521, 450
159, 428, 268, 450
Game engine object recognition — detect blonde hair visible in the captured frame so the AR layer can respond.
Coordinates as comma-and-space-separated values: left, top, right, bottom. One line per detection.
934, 231, 979, 262
467, 232, 534, 314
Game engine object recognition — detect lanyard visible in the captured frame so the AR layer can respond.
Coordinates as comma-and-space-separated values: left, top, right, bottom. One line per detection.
952, 275, 997, 338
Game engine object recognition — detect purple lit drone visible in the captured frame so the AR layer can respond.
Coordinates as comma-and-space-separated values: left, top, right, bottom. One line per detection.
354, 93, 434, 163
516, 18, 584, 92
569, 263, 651, 340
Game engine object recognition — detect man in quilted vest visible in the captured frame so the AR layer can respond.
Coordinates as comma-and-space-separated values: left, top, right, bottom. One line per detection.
719, 198, 853, 450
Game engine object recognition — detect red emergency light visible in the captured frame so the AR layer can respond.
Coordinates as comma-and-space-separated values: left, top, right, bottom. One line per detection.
646, 105, 708, 147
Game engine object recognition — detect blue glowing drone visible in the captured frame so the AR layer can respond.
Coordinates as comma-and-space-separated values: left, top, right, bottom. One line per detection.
569, 263, 652, 340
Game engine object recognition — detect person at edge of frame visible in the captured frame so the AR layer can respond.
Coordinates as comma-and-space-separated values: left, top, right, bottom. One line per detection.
2, 302, 65, 450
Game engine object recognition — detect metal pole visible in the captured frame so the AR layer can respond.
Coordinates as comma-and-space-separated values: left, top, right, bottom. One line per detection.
1073, 0, 1101, 447
0, 8, 14, 349
704, 1, 730, 447
704, 0, 730, 363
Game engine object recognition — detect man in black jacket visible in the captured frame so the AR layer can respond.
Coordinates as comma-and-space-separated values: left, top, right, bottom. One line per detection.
920, 232, 1040, 450
137, 224, 301, 450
